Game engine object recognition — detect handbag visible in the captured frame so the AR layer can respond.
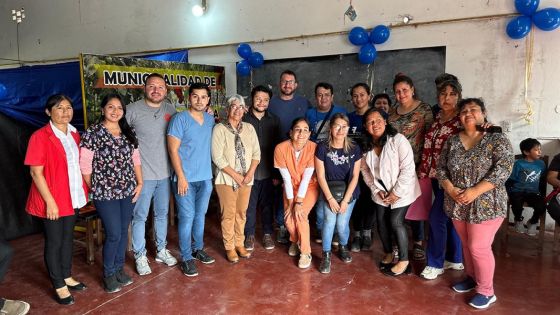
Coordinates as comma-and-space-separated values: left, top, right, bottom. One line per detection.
327, 180, 347, 203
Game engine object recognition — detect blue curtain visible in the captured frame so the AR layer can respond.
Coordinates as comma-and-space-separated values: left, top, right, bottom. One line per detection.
0, 50, 188, 131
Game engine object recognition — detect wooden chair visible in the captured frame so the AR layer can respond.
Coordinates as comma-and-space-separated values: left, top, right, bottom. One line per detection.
502, 155, 548, 252
74, 203, 103, 265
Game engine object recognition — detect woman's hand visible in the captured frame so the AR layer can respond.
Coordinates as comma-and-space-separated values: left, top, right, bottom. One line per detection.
456, 187, 479, 205
132, 183, 143, 203
294, 203, 306, 221
177, 177, 188, 196
377, 191, 387, 200
382, 191, 400, 205
242, 171, 255, 185
327, 198, 340, 213
339, 200, 349, 213
46, 201, 60, 220
233, 173, 245, 187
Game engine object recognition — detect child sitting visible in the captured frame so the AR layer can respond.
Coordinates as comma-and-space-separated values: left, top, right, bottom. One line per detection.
507, 138, 547, 236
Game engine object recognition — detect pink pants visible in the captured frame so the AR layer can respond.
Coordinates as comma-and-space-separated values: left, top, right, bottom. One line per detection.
452, 217, 503, 296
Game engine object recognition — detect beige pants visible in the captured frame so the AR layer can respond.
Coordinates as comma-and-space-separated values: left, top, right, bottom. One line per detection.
215, 184, 252, 250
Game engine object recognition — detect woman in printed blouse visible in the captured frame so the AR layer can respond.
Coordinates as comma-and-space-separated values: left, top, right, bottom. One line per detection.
361, 108, 421, 277
315, 113, 361, 273
437, 98, 513, 310
274, 118, 319, 269
418, 74, 464, 280
80, 93, 143, 294
25, 94, 88, 305
211, 95, 260, 263
388, 73, 433, 261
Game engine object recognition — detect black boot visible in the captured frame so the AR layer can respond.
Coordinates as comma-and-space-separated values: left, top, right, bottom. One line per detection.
361, 235, 372, 251
351, 235, 362, 252
339, 245, 352, 263
319, 251, 331, 274
103, 274, 122, 294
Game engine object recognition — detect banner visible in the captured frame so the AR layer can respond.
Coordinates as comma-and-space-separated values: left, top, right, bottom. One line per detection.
80, 53, 225, 127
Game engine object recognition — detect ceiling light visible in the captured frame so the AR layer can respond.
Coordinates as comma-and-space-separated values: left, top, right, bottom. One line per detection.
192, 0, 207, 17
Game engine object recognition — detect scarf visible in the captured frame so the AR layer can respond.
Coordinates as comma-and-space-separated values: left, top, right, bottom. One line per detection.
224, 121, 246, 190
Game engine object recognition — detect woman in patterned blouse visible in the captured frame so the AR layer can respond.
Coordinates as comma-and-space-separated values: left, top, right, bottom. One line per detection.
437, 98, 513, 310
388, 73, 434, 261
80, 93, 143, 294
419, 74, 464, 280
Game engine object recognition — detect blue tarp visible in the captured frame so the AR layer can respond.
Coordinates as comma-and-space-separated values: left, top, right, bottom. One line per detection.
0, 50, 188, 131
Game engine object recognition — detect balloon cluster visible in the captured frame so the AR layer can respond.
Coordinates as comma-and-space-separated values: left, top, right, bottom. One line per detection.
236, 43, 264, 76
348, 25, 390, 64
506, 0, 560, 39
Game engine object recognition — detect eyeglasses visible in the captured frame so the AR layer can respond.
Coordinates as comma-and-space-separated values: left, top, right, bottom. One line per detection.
317, 93, 332, 98
365, 119, 385, 126
293, 128, 310, 134
230, 104, 246, 111
332, 124, 349, 131
280, 80, 295, 85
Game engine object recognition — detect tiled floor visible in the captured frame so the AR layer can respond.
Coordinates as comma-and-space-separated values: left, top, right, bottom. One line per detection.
1, 208, 559, 315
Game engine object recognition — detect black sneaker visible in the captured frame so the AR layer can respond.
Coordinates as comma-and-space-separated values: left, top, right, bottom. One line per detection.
319, 251, 331, 274
351, 236, 362, 252
181, 259, 198, 277
116, 269, 133, 286
361, 235, 372, 251
277, 226, 289, 244
103, 274, 122, 293
339, 245, 352, 263
193, 249, 215, 264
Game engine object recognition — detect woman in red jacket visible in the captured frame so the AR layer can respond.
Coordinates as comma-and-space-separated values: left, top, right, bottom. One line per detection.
24, 94, 88, 305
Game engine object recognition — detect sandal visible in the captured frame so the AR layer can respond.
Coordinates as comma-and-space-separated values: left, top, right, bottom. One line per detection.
413, 243, 425, 261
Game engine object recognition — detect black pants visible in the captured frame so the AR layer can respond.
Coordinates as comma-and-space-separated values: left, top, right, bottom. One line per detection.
245, 178, 275, 236
0, 238, 13, 283
43, 210, 77, 289
547, 197, 560, 223
510, 191, 546, 224
351, 178, 376, 232
375, 203, 409, 261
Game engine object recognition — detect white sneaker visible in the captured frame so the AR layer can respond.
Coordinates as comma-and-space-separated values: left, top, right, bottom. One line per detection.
0, 299, 30, 315
155, 248, 178, 266
526, 222, 538, 236
298, 253, 312, 269
420, 266, 444, 280
135, 255, 152, 275
514, 221, 526, 234
444, 260, 464, 270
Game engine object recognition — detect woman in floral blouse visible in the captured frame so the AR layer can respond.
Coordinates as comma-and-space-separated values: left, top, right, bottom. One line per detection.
80, 93, 143, 294
419, 74, 464, 280
437, 98, 513, 310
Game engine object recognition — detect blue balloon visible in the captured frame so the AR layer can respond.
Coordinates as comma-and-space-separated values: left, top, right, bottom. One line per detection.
506, 16, 532, 39
0, 83, 7, 100
236, 60, 251, 76
358, 44, 377, 64
369, 25, 390, 44
348, 27, 369, 46
237, 43, 252, 60
515, 0, 540, 16
533, 8, 560, 31
248, 52, 264, 68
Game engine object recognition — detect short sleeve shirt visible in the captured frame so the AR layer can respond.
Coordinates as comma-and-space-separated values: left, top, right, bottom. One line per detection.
315, 142, 362, 200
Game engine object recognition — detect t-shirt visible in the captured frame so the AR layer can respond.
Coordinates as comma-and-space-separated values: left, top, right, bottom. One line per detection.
315, 142, 361, 200
509, 158, 546, 193
348, 111, 365, 137
306, 105, 347, 142
126, 99, 176, 180
268, 95, 311, 140
167, 111, 214, 182
550, 154, 560, 180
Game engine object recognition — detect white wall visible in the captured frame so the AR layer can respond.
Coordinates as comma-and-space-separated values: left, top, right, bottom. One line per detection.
1, 0, 559, 226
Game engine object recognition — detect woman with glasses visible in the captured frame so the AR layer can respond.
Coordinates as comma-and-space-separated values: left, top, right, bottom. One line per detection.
274, 118, 319, 269
361, 108, 421, 277
212, 95, 261, 263
315, 113, 361, 273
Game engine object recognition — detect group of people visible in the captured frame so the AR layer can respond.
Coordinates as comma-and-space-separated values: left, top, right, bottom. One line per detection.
17, 68, 559, 312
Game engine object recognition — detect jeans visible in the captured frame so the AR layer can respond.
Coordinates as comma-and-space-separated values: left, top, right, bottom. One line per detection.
273, 184, 286, 227
376, 203, 409, 261
131, 178, 170, 258
174, 180, 213, 261
245, 178, 275, 236
509, 191, 546, 224
95, 196, 134, 277
43, 209, 77, 289
320, 198, 356, 251
426, 180, 462, 268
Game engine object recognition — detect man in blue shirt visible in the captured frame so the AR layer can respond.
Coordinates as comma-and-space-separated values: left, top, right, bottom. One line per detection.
306, 82, 347, 142
167, 83, 215, 277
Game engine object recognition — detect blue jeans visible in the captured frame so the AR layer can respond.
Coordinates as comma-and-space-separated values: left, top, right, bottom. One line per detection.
95, 196, 134, 277
273, 184, 286, 227
245, 178, 275, 236
319, 198, 356, 251
131, 178, 170, 259
174, 180, 213, 261
426, 180, 462, 268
